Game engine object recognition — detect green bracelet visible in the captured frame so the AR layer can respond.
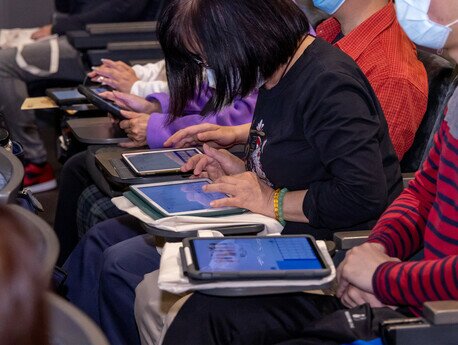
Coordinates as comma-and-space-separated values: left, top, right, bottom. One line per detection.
278, 188, 288, 226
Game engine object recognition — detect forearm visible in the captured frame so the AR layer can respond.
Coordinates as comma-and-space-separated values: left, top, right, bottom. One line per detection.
234, 124, 251, 144
368, 125, 443, 259
373, 256, 458, 309
283, 190, 309, 223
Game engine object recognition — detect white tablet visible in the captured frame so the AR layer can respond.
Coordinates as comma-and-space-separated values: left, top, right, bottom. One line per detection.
122, 148, 202, 176
130, 179, 245, 216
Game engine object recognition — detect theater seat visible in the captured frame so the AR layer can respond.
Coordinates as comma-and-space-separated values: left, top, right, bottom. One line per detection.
48, 292, 109, 345
400, 51, 456, 173
7, 204, 59, 280
0, 147, 24, 205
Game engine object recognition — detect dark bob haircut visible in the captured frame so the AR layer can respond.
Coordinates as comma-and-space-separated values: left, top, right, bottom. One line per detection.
157, 0, 309, 120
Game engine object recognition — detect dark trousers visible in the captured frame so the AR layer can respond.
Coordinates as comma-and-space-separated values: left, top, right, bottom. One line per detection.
63, 215, 161, 345
54, 151, 90, 264
163, 292, 404, 345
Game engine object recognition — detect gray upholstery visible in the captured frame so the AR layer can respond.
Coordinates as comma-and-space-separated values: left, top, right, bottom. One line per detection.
48, 292, 109, 345
400, 51, 457, 173
0, 147, 24, 205
7, 204, 59, 280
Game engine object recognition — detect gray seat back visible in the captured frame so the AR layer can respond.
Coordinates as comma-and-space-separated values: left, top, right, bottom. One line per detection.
7, 204, 59, 280
0, 147, 24, 204
48, 292, 109, 345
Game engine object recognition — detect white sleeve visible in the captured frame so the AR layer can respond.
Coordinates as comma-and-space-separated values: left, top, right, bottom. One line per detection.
131, 59, 167, 83
130, 80, 169, 98
130, 59, 169, 97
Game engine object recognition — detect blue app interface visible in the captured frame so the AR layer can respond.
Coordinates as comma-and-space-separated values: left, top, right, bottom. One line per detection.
138, 181, 227, 213
54, 90, 85, 100
193, 237, 323, 272
129, 149, 198, 172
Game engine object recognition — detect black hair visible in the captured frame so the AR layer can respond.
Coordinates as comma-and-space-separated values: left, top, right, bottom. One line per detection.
157, 0, 310, 120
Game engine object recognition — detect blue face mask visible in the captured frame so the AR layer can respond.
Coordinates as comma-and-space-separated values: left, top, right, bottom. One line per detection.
396, 0, 458, 50
312, 0, 346, 15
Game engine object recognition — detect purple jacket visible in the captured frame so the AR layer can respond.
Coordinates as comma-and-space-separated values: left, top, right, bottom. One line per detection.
145, 86, 257, 148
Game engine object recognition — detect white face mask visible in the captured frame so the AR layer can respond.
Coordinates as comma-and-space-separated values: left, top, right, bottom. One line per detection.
205, 68, 217, 89
206, 68, 265, 90
396, 0, 458, 50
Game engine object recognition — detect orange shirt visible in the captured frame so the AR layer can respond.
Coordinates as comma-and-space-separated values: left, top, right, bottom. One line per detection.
316, 2, 428, 160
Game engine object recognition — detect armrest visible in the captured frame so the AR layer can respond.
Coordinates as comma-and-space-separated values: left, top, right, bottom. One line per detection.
423, 301, 458, 325
106, 41, 161, 51
85, 21, 156, 35
333, 230, 371, 250
381, 301, 458, 345
402, 172, 415, 189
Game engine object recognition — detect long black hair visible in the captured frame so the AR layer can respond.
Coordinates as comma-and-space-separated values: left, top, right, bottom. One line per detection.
157, 0, 309, 120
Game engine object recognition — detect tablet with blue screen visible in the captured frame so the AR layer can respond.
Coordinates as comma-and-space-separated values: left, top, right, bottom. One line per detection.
130, 179, 245, 216
181, 235, 331, 280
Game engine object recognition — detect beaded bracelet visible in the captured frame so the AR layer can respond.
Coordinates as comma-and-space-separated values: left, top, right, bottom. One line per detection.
273, 188, 281, 221
278, 188, 288, 226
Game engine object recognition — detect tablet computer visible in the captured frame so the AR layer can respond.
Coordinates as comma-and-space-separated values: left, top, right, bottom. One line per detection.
46, 86, 109, 106
181, 235, 331, 281
77, 85, 123, 119
130, 179, 245, 217
122, 148, 201, 176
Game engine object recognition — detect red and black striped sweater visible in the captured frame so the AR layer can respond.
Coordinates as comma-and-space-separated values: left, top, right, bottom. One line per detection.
368, 110, 458, 315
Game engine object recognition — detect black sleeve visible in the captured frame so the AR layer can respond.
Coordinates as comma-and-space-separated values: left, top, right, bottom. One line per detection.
302, 71, 389, 229
54, 0, 72, 14
52, 0, 151, 35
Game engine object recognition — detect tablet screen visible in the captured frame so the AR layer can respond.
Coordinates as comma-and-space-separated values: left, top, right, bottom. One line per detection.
191, 237, 324, 272
51, 87, 106, 101
136, 180, 227, 214
52, 89, 85, 101
125, 149, 199, 173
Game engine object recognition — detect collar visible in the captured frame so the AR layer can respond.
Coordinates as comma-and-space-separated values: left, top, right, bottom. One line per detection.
316, 2, 396, 61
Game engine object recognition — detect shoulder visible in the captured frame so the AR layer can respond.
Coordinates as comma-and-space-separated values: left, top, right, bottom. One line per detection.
307, 38, 370, 87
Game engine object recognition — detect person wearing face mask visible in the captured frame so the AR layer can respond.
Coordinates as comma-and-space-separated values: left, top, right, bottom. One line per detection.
62, 0, 405, 344
165, 0, 428, 163
161, 1, 458, 344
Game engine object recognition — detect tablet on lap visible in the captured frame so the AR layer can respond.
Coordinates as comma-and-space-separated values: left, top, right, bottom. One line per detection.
181, 235, 331, 281
130, 178, 245, 217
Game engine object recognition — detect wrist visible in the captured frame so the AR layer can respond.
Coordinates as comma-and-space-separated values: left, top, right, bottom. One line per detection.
145, 100, 161, 114
273, 188, 288, 225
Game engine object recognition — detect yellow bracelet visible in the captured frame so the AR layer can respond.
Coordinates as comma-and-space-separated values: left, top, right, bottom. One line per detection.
273, 188, 281, 221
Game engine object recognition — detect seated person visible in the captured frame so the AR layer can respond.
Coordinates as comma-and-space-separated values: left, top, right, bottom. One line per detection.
62, 1, 402, 344
88, 58, 169, 97
0, 206, 49, 345
0, 0, 163, 193
54, 86, 257, 262
165, 0, 428, 162
161, 1, 458, 343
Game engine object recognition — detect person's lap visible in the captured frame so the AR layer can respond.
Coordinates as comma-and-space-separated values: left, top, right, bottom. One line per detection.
162, 292, 404, 345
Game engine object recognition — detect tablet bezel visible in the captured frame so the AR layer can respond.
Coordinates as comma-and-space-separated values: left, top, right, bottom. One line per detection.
46, 87, 87, 106
77, 85, 124, 119
182, 235, 332, 281
130, 178, 243, 216
122, 148, 202, 176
